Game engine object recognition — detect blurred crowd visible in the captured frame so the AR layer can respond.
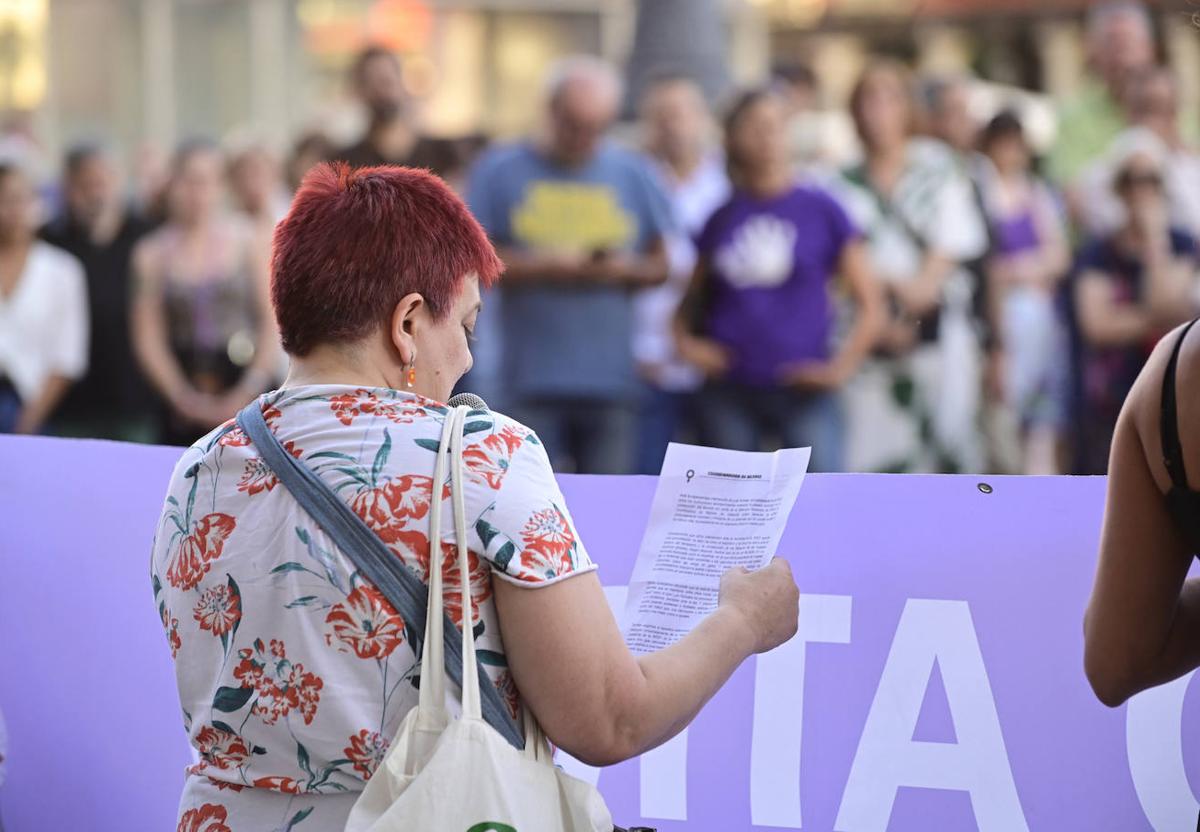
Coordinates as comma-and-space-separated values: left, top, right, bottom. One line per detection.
1, 0, 1197, 476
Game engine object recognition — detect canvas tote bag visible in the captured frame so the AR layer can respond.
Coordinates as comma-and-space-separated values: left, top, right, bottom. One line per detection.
345, 404, 614, 832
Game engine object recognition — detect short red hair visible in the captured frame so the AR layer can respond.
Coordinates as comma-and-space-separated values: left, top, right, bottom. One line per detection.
271, 162, 503, 356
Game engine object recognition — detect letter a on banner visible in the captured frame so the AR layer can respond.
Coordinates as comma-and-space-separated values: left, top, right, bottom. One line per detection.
835, 599, 1027, 832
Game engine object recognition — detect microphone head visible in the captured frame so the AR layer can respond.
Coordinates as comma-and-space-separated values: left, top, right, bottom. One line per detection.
447, 391, 489, 411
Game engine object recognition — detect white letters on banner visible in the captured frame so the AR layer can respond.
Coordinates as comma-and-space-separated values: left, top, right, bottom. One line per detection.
835, 599, 1027, 832
1127, 671, 1199, 830
751, 593, 854, 828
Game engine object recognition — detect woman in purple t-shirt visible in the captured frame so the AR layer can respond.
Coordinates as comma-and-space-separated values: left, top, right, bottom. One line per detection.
675, 88, 883, 471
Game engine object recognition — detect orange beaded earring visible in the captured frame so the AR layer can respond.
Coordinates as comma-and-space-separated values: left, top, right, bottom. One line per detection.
406, 362, 416, 389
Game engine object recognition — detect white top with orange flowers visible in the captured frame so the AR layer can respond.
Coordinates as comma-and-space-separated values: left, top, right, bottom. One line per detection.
151, 385, 596, 832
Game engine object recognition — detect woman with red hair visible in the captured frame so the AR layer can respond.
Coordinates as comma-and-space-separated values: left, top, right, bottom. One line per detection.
151, 163, 799, 829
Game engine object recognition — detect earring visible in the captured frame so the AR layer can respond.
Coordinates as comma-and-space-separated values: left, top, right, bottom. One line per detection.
406, 362, 416, 389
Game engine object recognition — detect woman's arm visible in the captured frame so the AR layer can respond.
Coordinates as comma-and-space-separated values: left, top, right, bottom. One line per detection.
494, 559, 799, 766
673, 256, 730, 378
15, 260, 89, 433
1141, 239, 1198, 327
131, 239, 193, 410
221, 229, 281, 408
835, 241, 886, 373
1084, 323, 1200, 706
1074, 269, 1154, 348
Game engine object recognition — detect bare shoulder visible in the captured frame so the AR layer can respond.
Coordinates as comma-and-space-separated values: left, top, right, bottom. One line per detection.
1127, 320, 1200, 492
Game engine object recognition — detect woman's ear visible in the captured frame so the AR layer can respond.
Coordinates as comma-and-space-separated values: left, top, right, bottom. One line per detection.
389, 292, 425, 365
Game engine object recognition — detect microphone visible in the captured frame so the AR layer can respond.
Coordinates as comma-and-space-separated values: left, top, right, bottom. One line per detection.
447, 392, 489, 410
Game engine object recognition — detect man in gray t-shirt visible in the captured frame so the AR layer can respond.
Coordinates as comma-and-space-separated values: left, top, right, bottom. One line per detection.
467, 56, 672, 474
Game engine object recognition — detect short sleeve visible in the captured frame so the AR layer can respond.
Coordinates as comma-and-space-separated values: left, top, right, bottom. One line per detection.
632, 157, 675, 250
817, 187, 860, 251
466, 148, 511, 245
1170, 228, 1198, 260
461, 417, 597, 587
1074, 238, 1110, 275
53, 252, 89, 379
927, 172, 988, 261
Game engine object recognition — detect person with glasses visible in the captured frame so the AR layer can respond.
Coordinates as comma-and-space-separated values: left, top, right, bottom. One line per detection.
1072, 132, 1200, 473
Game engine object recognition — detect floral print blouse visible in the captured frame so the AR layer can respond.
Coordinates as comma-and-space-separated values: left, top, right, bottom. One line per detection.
152, 385, 596, 832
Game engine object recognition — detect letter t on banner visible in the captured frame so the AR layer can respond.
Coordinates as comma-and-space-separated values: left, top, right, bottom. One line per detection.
751, 593, 853, 828
835, 599, 1028, 832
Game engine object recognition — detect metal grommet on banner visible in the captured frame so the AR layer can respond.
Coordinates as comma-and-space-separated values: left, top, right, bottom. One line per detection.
977, 482, 994, 495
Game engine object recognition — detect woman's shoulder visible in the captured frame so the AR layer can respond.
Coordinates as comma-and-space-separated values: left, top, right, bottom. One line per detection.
1126, 320, 1200, 491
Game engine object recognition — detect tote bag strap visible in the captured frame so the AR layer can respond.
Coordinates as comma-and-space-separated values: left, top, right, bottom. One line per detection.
236, 401, 524, 749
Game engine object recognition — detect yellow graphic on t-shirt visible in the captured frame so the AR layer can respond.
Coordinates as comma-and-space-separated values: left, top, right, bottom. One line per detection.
511, 182, 634, 252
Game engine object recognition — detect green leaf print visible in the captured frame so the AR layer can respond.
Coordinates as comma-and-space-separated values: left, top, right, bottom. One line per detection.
270, 562, 309, 575
463, 420, 493, 435
227, 574, 242, 645
306, 450, 357, 462
372, 429, 392, 485
284, 806, 314, 830
297, 741, 314, 778
475, 517, 500, 548
466, 824, 517, 832
212, 685, 253, 713
476, 649, 508, 668
414, 438, 440, 453
285, 595, 321, 608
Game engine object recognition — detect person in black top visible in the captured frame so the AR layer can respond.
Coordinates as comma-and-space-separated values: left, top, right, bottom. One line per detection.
336, 46, 432, 170
40, 143, 156, 441
1085, 318, 1200, 707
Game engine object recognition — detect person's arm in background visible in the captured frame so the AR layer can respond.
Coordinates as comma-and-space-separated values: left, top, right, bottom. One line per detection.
1075, 264, 1162, 348
14, 256, 89, 434
673, 255, 730, 379
1085, 322, 1200, 705
130, 238, 208, 423
495, 561, 798, 765
782, 240, 884, 390
495, 240, 668, 289
214, 228, 281, 416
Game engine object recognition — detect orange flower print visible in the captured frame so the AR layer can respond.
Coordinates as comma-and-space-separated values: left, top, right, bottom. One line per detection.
495, 669, 520, 721
235, 441, 301, 496
351, 476, 432, 563
252, 775, 302, 794
166, 514, 237, 591
344, 729, 390, 780
324, 585, 405, 660
217, 405, 283, 447
436, 542, 492, 630
161, 604, 182, 658
194, 723, 251, 771
193, 582, 241, 638
233, 638, 324, 726
177, 803, 232, 832
462, 427, 528, 490
329, 389, 428, 426
520, 506, 575, 575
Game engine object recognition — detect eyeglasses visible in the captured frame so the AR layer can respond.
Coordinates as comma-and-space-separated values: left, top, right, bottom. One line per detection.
1118, 171, 1163, 190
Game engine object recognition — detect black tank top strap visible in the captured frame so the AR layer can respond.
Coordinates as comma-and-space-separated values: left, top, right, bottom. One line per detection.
1162, 318, 1200, 490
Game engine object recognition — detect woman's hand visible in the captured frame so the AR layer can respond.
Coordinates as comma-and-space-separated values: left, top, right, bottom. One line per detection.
718, 558, 800, 654
779, 360, 847, 391
678, 334, 731, 379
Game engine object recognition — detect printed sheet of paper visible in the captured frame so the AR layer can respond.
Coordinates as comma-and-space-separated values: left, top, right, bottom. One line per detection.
623, 442, 811, 654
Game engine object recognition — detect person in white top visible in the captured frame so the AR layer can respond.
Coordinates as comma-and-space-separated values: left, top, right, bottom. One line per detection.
0, 163, 88, 434
634, 73, 730, 473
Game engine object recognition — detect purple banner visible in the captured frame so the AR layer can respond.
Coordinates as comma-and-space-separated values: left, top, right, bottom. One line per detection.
1, 436, 1197, 831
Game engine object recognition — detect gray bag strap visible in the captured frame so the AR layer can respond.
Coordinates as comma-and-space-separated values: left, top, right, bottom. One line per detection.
236, 402, 525, 750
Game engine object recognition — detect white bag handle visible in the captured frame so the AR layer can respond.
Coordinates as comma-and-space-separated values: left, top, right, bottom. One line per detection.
420, 406, 552, 759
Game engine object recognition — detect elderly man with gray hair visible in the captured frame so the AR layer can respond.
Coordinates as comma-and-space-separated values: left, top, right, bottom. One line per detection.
466, 55, 673, 474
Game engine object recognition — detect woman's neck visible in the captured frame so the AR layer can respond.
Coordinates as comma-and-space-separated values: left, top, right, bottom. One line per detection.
283, 348, 403, 394
742, 164, 792, 198
867, 142, 907, 192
